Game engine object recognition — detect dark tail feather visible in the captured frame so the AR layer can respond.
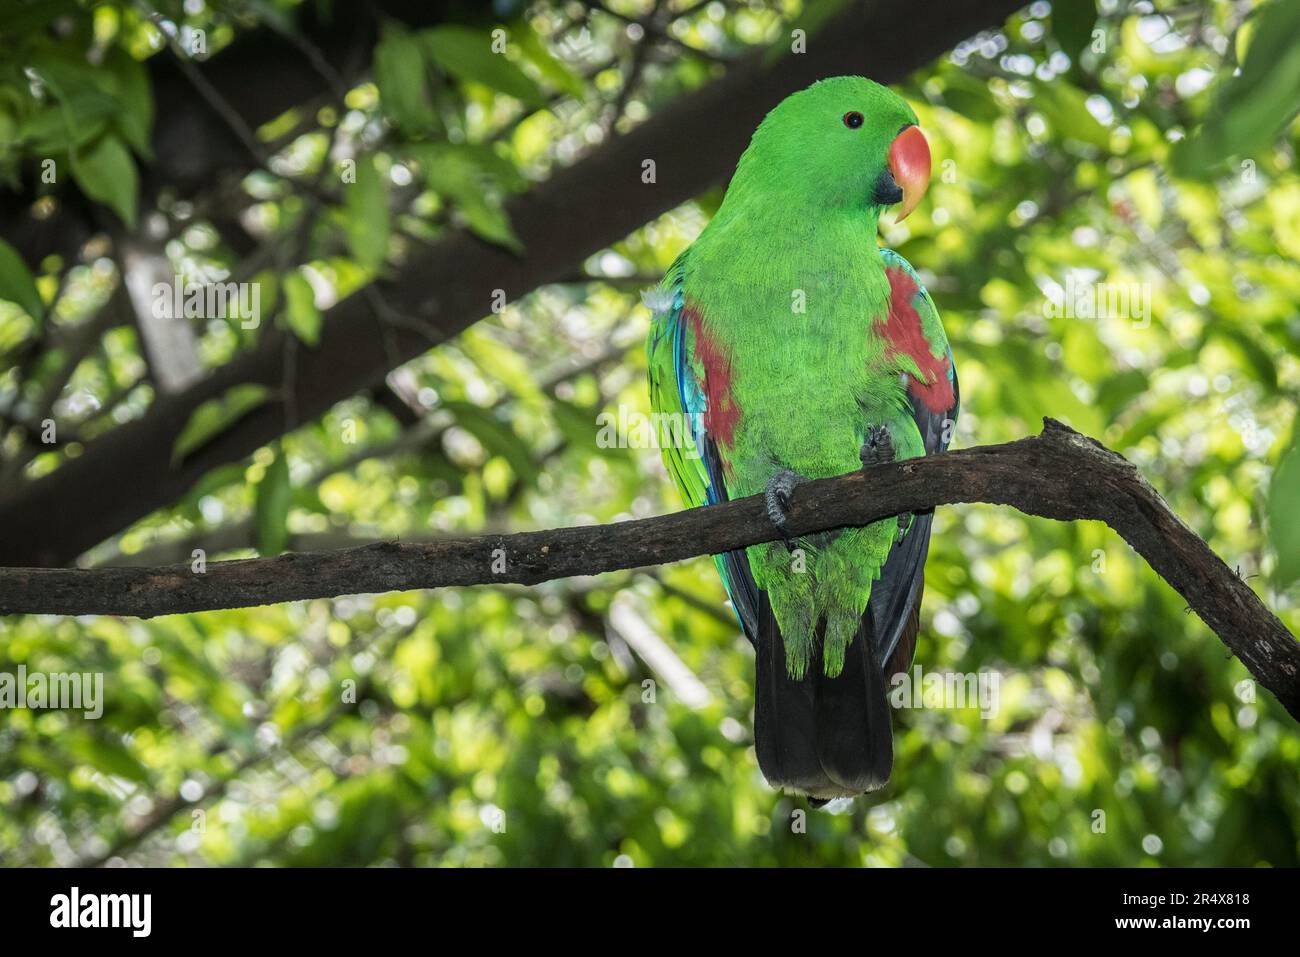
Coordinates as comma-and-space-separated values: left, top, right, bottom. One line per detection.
815, 618, 894, 792
884, 582, 924, 682
754, 596, 825, 794
754, 597, 894, 798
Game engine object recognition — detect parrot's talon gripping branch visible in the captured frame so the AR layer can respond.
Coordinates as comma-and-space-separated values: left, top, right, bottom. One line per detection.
859, 425, 895, 471
860, 426, 908, 541
764, 468, 807, 551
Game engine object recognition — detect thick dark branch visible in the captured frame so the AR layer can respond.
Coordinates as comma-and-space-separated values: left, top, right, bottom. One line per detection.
2, 421, 1297, 718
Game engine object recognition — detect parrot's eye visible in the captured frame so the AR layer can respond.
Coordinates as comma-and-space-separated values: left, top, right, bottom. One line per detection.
843, 111, 864, 129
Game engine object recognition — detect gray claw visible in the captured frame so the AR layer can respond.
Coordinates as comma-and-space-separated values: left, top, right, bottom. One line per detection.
765, 468, 805, 551
860, 425, 895, 470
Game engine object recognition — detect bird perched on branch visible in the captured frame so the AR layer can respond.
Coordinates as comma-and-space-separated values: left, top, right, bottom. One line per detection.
646, 76, 957, 804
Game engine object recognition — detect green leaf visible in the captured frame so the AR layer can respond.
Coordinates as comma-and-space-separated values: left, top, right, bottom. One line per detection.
1214, 329, 1278, 393
374, 21, 438, 133
241, 269, 278, 346
281, 271, 321, 346
24, 50, 128, 153
442, 400, 537, 482
1052, 0, 1098, 61
71, 133, 138, 228
68, 736, 150, 784
17, 92, 116, 152
1035, 80, 1110, 149
343, 155, 391, 271
552, 398, 615, 456
1268, 433, 1300, 587
412, 141, 525, 191
255, 444, 292, 556
939, 72, 1002, 123
421, 26, 545, 106
172, 384, 274, 465
0, 237, 44, 322
412, 144, 523, 252
514, 27, 585, 98
455, 198, 523, 252
1171, 0, 1300, 178
102, 47, 154, 157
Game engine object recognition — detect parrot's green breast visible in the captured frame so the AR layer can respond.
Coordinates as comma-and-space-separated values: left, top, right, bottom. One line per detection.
679, 209, 925, 677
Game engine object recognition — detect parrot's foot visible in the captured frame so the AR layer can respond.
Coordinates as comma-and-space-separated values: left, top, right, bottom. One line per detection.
861, 428, 908, 539
859, 425, 895, 470
764, 468, 806, 551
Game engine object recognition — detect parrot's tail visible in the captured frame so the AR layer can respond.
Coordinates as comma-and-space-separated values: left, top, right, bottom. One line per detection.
753, 596, 894, 801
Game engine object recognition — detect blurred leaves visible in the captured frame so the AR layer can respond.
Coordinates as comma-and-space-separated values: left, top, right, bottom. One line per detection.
1052, 0, 1098, 62
515, 26, 586, 98
71, 133, 138, 228
172, 384, 274, 465
341, 156, 391, 272
0, 0, 1297, 870
1034, 80, 1110, 149
1172, 0, 1300, 177
1267, 433, 1300, 587
411, 143, 524, 251
282, 270, 322, 347
374, 21, 438, 133
421, 26, 546, 107
6, 37, 152, 219
100, 47, 153, 158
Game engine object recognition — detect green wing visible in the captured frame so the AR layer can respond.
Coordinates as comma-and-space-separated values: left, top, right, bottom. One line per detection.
645, 263, 714, 508
645, 263, 761, 639
869, 248, 961, 673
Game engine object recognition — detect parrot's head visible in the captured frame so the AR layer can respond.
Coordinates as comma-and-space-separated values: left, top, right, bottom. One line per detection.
728, 76, 931, 224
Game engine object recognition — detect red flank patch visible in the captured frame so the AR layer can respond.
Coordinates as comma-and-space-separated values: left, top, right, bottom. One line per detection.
879, 267, 954, 414
685, 302, 741, 448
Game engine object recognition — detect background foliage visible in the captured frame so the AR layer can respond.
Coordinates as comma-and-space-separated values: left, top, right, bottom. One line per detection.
1, 0, 1298, 866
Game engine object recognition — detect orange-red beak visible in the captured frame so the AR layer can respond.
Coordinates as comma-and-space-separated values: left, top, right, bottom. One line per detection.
888, 125, 931, 222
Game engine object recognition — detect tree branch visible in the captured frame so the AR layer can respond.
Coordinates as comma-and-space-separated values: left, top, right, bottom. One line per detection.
3, 420, 1296, 719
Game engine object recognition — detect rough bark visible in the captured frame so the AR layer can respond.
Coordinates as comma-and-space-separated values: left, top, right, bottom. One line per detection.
2, 420, 1296, 719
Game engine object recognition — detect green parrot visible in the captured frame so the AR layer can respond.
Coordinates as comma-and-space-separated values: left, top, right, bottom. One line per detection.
646, 76, 957, 803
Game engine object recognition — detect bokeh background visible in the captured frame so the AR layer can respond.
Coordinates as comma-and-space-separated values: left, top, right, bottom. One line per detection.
1, 0, 1298, 866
